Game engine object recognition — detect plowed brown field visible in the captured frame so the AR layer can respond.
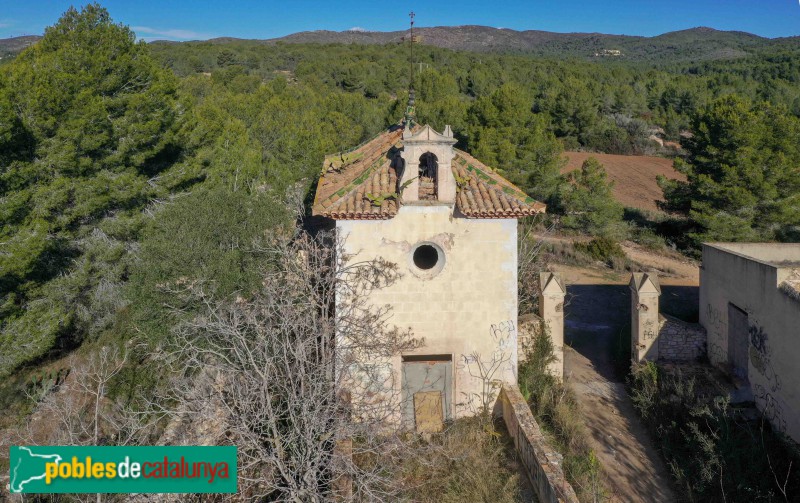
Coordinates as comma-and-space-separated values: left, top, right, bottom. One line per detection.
562, 152, 685, 213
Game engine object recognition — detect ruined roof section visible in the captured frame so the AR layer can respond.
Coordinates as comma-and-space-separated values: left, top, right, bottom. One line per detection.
453, 149, 546, 218
312, 126, 546, 220
312, 126, 404, 219
321, 159, 399, 219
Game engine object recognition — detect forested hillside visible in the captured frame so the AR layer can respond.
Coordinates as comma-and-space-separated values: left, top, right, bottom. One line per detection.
246, 25, 800, 63
6, 24, 797, 63
0, 3, 798, 472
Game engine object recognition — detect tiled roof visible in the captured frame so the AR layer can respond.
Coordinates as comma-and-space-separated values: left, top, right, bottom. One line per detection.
311, 125, 546, 220
453, 149, 547, 218
312, 126, 404, 218
322, 158, 399, 219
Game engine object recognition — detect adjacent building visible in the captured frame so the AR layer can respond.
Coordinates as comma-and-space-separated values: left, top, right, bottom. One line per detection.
700, 243, 800, 441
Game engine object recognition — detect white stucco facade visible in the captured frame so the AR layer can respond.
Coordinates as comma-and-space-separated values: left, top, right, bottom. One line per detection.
337, 204, 518, 420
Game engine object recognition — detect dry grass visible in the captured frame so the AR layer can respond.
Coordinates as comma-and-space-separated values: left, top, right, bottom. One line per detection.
519, 328, 609, 502
393, 417, 525, 503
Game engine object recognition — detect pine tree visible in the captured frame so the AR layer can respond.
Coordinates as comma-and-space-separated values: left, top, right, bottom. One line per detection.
0, 4, 181, 375
558, 157, 624, 237
658, 95, 800, 243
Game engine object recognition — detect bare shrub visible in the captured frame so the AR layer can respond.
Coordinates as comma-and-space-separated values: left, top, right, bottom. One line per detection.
5, 346, 152, 503
540, 241, 594, 268
629, 363, 800, 501
152, 222, 423, 501
517, 215, 552, 316
16, 346, 149, 448
608, 254, 632, 272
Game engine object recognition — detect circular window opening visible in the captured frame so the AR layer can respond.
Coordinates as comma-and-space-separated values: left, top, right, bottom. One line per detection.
413, 244, 439, 270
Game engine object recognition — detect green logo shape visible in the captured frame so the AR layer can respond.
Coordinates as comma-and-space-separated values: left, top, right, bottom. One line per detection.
9, 446, 237, 494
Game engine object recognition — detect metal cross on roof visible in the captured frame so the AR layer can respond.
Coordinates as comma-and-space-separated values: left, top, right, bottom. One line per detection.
406, 11, 417, 124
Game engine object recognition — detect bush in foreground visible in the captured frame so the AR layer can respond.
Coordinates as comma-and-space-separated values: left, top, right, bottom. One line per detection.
392, 417, 523, 503
630, 362, 800, 502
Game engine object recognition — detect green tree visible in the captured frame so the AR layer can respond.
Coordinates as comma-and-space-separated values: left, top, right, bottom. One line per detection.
658, 95, 800, 243
216, 49, 238, 67
558, 157, 624, 237
127, 185, 290, 344
465, 83, 564, 203
538, 76, 598, 148
0, 4, 182, 375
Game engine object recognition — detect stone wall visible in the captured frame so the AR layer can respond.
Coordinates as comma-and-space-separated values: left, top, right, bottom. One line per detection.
629, 272, 708, 363
657, 314, 706, 361
498, 384, 579, 503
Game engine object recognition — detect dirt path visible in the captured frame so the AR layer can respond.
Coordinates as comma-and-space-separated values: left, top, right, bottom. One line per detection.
544, 238, 700, 501
564, 285, 677, 502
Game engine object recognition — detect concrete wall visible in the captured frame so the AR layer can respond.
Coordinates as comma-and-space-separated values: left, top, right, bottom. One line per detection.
703, 242, 800, 264
700, 243, 800, 441
337, 204, 518, 418
499, 384, 580, 503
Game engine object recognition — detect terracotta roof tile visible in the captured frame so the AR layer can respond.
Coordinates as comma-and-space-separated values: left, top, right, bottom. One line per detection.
323, 159, 398, 219
452, 150, 546, 218
312, 125, 546, 220
312, 126, 404, 216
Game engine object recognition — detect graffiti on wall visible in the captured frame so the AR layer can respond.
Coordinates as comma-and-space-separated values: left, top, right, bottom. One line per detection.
748, 323, 782, 392
753, 383, 788, 433
706, 303, 725, 330
750, 324, 768, 354
490, 320, 515, 349
707, 342, 727, 363
643, 318, 656, 340
705, 303, 727, 363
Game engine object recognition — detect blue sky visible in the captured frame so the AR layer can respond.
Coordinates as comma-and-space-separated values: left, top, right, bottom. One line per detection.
1, 1, 799, 41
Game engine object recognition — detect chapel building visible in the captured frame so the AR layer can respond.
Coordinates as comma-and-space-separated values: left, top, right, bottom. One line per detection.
312, 115, 545, 429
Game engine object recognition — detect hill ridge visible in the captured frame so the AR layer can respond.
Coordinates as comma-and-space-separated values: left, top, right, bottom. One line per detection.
1, 25, 793, 63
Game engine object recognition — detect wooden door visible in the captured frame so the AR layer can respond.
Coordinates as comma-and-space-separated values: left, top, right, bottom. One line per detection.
401, 356, 452, 431
413, 391, 444, 433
